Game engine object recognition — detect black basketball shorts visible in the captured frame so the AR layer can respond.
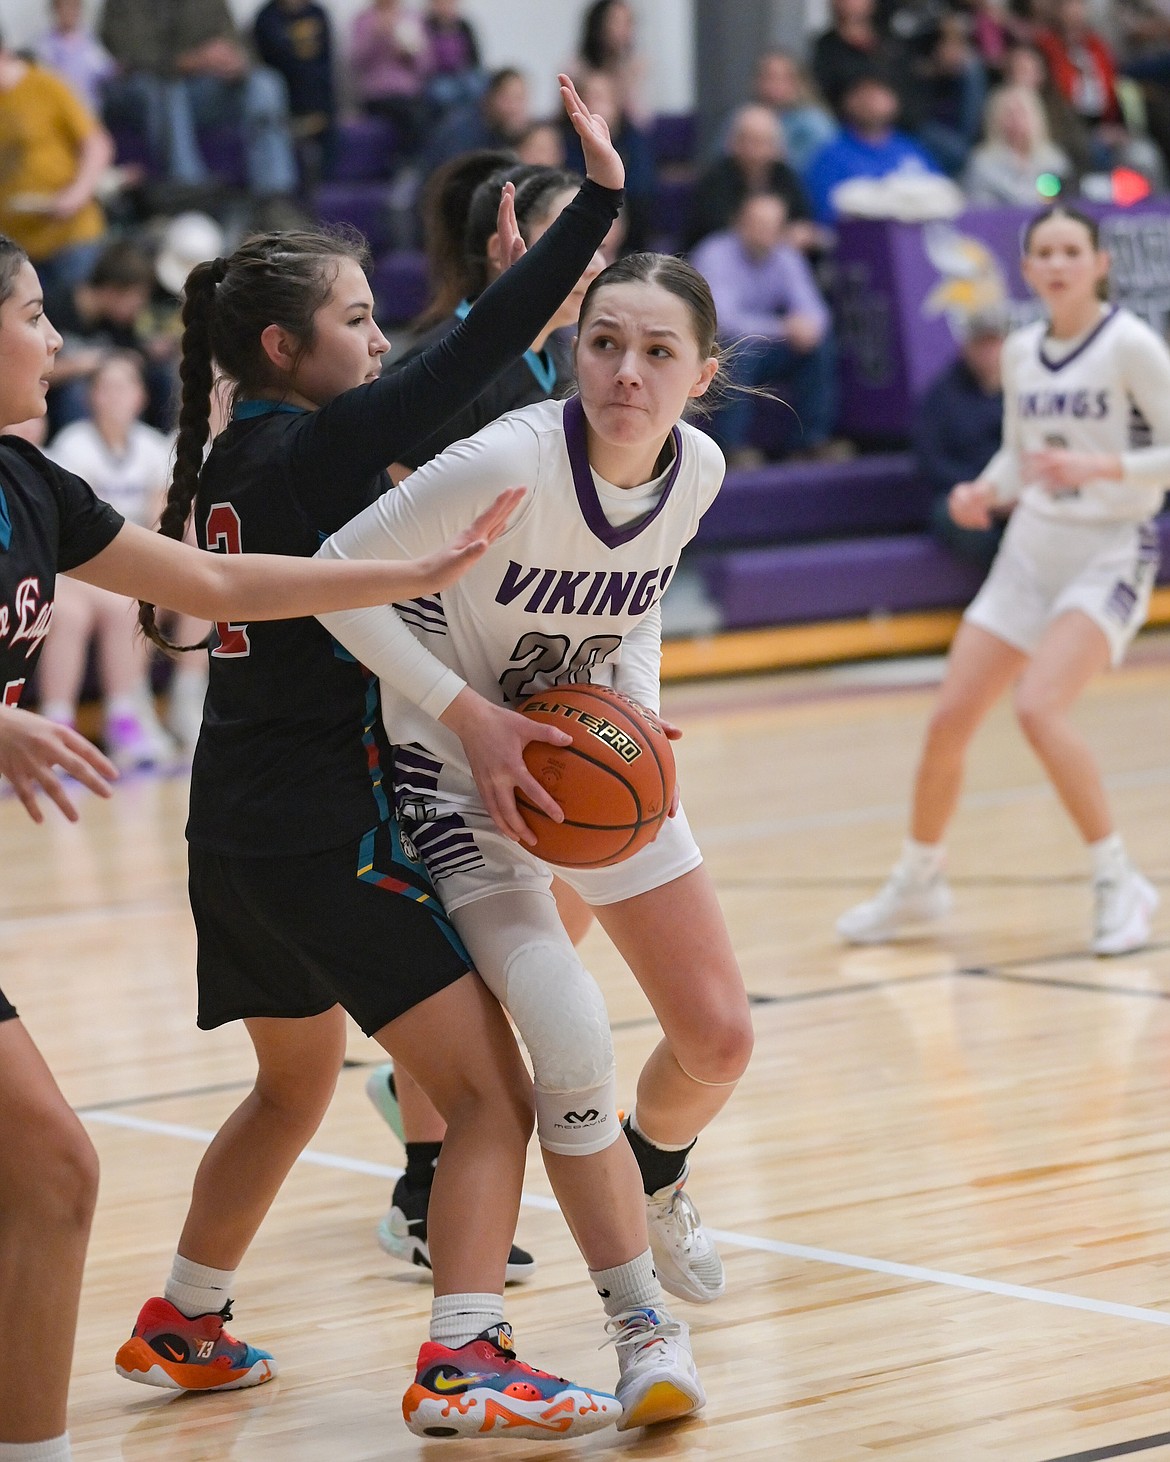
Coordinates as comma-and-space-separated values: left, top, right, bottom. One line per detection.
188, 819, 472, 1037
0, 982, 16, 1024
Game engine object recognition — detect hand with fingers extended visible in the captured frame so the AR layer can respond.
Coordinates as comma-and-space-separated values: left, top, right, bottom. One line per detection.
0, 705, 118, 824
405, 487, 525, 597
558, 73, 625, 191
495, 182, 526, 271
439, 687, 573, 845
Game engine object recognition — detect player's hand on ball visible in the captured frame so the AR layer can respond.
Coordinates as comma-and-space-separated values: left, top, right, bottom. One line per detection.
407, 487, 525, 595
440, 687, 570, 846
0, 704, 117, 824
559, 74, 625, 191
948, 480, 995, 529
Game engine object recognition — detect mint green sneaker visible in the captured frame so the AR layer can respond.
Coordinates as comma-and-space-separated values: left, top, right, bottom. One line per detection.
364, 1061, 405, 1145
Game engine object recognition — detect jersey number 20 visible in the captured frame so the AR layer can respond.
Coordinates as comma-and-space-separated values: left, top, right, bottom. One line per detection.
205, 503, 250, 658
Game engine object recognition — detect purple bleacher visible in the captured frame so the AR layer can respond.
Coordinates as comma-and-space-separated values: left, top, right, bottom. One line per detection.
330, 116, 399, 182
697, 534, 989, 629
693, 452, 931, 547
371, 249, 429, 324
110, 124, 154, 175
650, 176, 694, 245
690, 454, 1170, 632
315, 183, 393, 252
650, 114, 697, 166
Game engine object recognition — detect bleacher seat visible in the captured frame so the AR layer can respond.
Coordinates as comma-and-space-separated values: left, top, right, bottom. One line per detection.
650, 114, 697, 167
315, 183, 394, 253
330, 117, 400, 182
688, 455, 1170, 632
371, 249, 429, 325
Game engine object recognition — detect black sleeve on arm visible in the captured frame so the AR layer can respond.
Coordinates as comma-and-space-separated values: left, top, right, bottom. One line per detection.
286, 179, 623, 509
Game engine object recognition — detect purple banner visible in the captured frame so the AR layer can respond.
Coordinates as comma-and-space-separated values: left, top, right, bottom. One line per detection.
835, 199, 1170, 438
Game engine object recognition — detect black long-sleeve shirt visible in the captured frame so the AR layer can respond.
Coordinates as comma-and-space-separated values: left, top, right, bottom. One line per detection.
186, 179, 623, 855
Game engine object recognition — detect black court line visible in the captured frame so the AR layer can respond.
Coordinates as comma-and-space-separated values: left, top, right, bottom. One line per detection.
1038, 1429, 1170, 1461
960, 953, 1170, 1001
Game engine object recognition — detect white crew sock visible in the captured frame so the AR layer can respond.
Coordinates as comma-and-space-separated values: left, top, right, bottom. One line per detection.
900, 837, 944, 881
588, 1249, 663, 1318
1089, 832, 1128, 883
164, 1254, 236, 1319
430, 1292, 505, 1348
0, 1435, 72, 1460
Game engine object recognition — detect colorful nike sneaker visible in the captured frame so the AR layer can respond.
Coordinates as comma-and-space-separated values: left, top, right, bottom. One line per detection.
402, 1322, 621, 1440
379, 1173, 537, 1283
115, 1297, 276, 1392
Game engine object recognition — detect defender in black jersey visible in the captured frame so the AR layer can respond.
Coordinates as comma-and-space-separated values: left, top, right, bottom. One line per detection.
119, 76, 632, 1439
0, 237, 511, 1462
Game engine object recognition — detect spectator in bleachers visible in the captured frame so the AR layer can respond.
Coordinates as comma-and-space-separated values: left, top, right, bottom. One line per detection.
0, 32, 112, 321
46, 238, 173, 434
968, 0, 1036, 79
683, 103, 818, 254
691, 192, 837, 467
349, 0, 431, 158
804, 73, 941, 224
253, 0, 336, 191
963, 83, 1073, 204
423, 0, 485, 115
917, 13, 989, 175
747, 49, 838, 175
573, 0, 651, 127
33, 0, 115, 114
424, 66, 532, 173
37, 351, 177, 770
1002, 40, 1094, 176
409, 148, 516, 331
813, 0, 921, 131
517, 119, 567, 166
913, 308, 1006, 568
1033, 0, 1125, 167
100, 0, 299, 208
562, 70, 655, 251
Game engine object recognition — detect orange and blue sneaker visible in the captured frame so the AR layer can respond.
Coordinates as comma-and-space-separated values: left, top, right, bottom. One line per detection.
115, 1296, 276, 1392
402, 1321, 621, 1440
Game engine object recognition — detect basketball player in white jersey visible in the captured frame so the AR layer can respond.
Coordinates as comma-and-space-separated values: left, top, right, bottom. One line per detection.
316, 254, 754, 1429
839, 206, 1170, 955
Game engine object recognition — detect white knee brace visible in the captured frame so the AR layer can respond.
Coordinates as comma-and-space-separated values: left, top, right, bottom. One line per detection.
499, 939, 619, 1156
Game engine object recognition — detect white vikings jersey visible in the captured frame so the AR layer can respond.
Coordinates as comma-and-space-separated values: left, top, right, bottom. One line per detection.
982, 306, 1170, 524
318, 396, 724, 812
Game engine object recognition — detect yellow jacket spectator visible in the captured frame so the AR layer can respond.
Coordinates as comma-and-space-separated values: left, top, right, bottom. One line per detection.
0, 39, 110, 316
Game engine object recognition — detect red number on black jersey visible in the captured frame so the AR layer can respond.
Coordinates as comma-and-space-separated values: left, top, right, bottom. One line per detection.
206, 503, 251, 658
2, 679, 24, 707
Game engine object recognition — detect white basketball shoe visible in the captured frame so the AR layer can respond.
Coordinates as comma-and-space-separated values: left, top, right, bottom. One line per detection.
836, 861, 953, 944
604, 1306, 705, 1430
645, 1170, 726, 1303
1093, 868, 1160, 956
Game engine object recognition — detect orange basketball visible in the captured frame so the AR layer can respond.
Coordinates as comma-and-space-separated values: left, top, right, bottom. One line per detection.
516, 684, 676, 869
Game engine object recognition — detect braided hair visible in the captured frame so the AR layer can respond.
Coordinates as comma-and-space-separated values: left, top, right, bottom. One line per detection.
139, 226, 369, 652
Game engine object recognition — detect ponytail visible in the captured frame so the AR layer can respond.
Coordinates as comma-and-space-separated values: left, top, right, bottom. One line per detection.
136, 228, 367, 653
138, 258, 224, 652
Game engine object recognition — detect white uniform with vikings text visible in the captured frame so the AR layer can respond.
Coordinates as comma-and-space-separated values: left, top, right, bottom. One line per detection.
318, 395, 725, 909
967, 306, 1170, 662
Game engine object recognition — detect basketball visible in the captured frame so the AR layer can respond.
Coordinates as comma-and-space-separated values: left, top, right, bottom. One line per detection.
516, 684, 676, 868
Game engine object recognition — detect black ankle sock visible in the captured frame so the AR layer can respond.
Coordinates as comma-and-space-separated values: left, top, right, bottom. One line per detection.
621, 1116, 695, 1196
404, 1140, 443, 1189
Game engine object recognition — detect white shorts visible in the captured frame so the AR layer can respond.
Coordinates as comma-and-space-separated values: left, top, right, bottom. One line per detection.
963, 508, 1160, 666
399, 801, 704, 914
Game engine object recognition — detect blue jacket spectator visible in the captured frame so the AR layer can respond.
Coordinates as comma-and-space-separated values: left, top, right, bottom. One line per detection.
913, 310, 1007, 568
805, 74, 940, 223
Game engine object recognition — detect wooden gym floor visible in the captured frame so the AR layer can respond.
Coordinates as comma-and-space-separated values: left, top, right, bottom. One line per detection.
3, 628, 1169, 1461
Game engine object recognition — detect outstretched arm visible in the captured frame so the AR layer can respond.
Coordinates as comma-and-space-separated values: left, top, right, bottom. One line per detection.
0, 706, 117, 823
68, 491, 523, 620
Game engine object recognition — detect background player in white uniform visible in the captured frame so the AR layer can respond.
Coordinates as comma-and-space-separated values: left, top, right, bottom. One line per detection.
838, 206, 1170, 955
318, 254, 754, 1429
